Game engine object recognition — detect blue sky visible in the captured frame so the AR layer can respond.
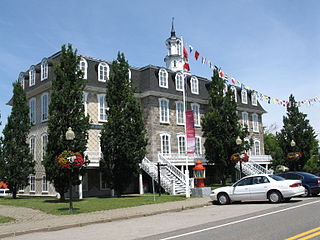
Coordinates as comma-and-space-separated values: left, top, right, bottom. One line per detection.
1, 0, 320, 137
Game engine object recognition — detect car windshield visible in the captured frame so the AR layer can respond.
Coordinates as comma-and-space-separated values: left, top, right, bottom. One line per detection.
269, 175, 285, 181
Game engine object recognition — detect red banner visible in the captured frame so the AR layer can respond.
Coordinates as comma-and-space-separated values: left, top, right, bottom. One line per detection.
186, 110, 195, 153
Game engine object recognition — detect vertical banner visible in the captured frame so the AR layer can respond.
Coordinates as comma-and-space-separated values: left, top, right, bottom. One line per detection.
186, 110, 195, 153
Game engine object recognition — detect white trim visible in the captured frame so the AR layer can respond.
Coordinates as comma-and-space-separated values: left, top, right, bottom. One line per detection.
252, 113, 259, 132
83, 92, 89, 116
41, 133, 48, 161
42, 175, 48, 193
252, 91, 258, 106
97, 94, 107, 122
79, 58, 88, 79
98, 62, 109, 82
29, 66, 36, 87
159, 68, 168, 88
41, 58, 48, 81
29, 175, 36, 192
195, 136, 202, 154
41, 92, 49, 122
177, 134, 186, 154
29, 98, 36, 124
160, 133, 171, 154
223, 83, 228, 96
159, 98, 170, 124
241, 89, 248, 104
231, 86, 237, 102
191, 103, 200, 127
175, 101, 184, 125
190, 76, 199, 94
175, 72, 184, 91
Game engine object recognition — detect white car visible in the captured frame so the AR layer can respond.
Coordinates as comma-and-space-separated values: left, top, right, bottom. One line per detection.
210, 174, 305, 205
0, 189, 11, 197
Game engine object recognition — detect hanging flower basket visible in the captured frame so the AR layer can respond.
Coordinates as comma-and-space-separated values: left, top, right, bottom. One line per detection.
286, 152, 302, 161
57, 150, 85, 169
230, 152, 249, 163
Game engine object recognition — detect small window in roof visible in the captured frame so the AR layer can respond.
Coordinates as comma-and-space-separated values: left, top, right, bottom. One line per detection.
98, 62, 109, 82
29, 66, 36, 86
159, 68, 168, 88
79, 58, 87, 79
41, 58, 48, 81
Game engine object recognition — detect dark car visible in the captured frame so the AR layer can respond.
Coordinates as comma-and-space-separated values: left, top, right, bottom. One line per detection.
277, 172, 320, 197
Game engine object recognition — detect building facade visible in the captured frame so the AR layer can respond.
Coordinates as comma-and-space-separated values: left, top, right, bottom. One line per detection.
12, 27, 269, 197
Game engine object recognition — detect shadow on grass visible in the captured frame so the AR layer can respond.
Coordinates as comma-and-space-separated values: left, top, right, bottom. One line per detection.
57, 208, 80, 212
44, 199, 84, 203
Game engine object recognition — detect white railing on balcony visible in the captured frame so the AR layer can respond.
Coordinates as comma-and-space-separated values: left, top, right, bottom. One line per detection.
249, 155, 273, 164
84, 151, 102, 167
235, 160, 273, 176
160, 153, 206, 166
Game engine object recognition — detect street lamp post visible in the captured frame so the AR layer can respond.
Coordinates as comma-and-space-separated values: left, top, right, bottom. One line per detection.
236, 136, 243, 179
66, 127, 75, 211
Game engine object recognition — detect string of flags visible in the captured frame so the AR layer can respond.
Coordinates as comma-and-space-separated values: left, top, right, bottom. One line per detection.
182, 43, 320, 108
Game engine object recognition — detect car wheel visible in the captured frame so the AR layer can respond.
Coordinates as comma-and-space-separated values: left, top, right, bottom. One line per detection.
217, 193, 230, 205
268, 191, 282, 203
302, 187, 310, 197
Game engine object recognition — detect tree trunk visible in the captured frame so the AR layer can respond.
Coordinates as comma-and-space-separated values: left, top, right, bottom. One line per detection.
12, 190, 17, 199
59, 191, 65, 201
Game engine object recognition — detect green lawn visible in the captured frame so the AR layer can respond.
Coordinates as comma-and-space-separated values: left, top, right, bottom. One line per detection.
0, 194, 187, 215
0, 216, 15, 223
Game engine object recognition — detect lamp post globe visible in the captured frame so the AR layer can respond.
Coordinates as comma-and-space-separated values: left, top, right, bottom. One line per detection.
236, 136, 243, 179
66, 127, 75, 141
290, 140, 296, 147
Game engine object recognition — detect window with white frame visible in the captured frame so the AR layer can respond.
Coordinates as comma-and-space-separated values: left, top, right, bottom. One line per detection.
128, 69, 132, 82
98, 62, 109, 82
254, 140, 261, 155
41, 58, 48, 81
79, 58, 87, 79
29, 136, 35, 160
223, 83, 228, 96
42, 175, 48, 192
160, 134, 170, 154
175, 72, 184, 91
231, 86, 237, 102
175, 101, 184, 125
191, 103, 200, 126
41, 133, 48, 161
29, 98, 36, 124
242, 112, 249, 128
30, 175, 35, 192
100, 172, 108, 190
83, 92, 88, 116
241, 89, 248, 104
252, 114, 259, 132
41, 92, 49, 122
18, 185, 24, 192
195, 136, 202, 154
19, 72, 25, 89
252, 91, 258, 106
190, 76, 199, 94
97, 94, 107, 122
159, 68, 168, 88
177, 135, 186, 154
159, 98, 169, 123
29, 66, 35, 86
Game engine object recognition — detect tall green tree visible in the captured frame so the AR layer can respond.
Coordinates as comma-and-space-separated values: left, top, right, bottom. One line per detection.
202, 70, 250, 183
1, 82, 34, 198
43, 44, 90, 200
100, 52, 147, 196
264, 132, 285, 170
277, 95, 317, 171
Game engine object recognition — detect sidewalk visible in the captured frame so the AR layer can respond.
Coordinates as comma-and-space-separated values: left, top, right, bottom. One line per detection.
0, 197, 212, 239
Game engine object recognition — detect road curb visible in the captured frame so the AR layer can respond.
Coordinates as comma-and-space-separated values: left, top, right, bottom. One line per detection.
0, 200, 212, 239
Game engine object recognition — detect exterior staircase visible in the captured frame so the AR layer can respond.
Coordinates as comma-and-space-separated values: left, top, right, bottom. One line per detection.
140, 154, 192, 195
235, 160, 273, 176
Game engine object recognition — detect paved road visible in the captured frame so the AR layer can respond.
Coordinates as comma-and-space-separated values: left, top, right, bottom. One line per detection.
3, 197, 320, 240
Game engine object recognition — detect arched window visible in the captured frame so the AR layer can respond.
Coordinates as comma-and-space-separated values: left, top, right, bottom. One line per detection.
41, 58, 48, 81
79, 58, 88, 79
191, 103, 200, 126
159, 68, 168, 88
159, 98, 169, 123
252, 91, 258, 106
223, 83, 228, 96
195, 136, 202, 154
41, 92, 49, 122
177, 134, 186, 155
175, 72, 184, 91
252, 114, 259, 132
29, 66, 36, 86
190, 76, 199, 94
128, 69, 132, 82
254, 140, 261, 155
160, 133, 171, 154
41, 133, 48, 161
29, 98, 36, 124
242, 112, 249, 128
19, 72, 25, 89
98, 62, 109, 82
175, 101, 184, 125
231, 86, 237, 102
97, 94, 107, 122
241, 89, 248, 104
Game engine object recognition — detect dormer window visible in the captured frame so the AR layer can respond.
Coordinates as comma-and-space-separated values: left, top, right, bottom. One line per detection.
98, 62, 109, 82
175, 72, 184, 91
19, 72, 25, 89
231, 86, 237, 102
223, 83, 228, 96
159, 68, 168, 88
252, 91, 257, 106
29, 66, 35, 87
190, 76, 199, 94
241, 89, 248, 104
41, 58, 48, 81
79, 58, 87, 79
128, 69, 132, 82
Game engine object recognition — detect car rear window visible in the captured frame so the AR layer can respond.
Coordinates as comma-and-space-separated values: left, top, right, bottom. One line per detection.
269, 175, 285, 181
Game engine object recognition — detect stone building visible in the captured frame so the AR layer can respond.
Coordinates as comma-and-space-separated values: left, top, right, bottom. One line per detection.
11, 26, 271, 197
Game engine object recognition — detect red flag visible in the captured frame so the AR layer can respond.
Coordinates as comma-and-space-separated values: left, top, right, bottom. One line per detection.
219, 70, 224, 78
183, 63, 190, 71
194, 51, 200, 60
186, 110, 195, 153
183, 47, 188, 58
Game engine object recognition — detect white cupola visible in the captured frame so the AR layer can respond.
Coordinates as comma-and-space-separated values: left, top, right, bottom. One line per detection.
164, 18, 184, 72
